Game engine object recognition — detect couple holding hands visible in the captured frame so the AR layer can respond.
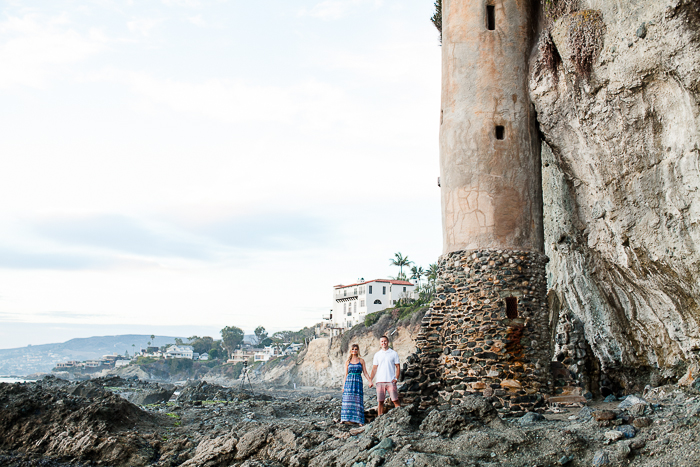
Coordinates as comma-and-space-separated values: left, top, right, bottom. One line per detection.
340, 335, 401, 426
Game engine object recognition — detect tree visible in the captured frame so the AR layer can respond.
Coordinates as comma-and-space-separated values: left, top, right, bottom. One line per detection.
175, 338, 184, 345
410, 265, 425, 284
431, 0, 442, 43
221, 326, 244, 359
188, 336, 215, 356
254, 326, 268, 347
150, 334, 155, 342
390, 252, 413, 280
427, 263, 439, 282
271, 330, 297, 344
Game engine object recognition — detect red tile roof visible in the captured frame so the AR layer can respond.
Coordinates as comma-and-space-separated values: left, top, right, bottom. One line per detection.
334, 279, 415, 289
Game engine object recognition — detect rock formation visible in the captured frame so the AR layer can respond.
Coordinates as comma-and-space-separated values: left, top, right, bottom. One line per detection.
531, 0, 700, 393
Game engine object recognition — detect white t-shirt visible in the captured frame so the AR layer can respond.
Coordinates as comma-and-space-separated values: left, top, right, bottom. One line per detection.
372, 348, 400, 383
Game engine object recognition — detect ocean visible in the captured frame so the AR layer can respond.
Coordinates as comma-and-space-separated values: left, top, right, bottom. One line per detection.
0, 376, 35, 383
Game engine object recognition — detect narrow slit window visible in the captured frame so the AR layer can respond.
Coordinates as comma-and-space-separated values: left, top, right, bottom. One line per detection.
486, 5, 495, 30
495, 125, 505, 140
505, 297, 518, 319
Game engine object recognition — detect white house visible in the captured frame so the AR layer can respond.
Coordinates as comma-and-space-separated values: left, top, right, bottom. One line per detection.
283, 343, 304, 355
332, 279, 416, 329
164, 345, 194, 359
254, 345, 283, 362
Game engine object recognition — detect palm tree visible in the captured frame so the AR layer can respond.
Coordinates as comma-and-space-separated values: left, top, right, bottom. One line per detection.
410, 265, 425, 285
390, 252, 413, 280
427, 263, 439, 283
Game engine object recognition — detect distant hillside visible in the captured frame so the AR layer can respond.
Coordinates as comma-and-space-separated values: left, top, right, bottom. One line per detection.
0, 335, 182, 376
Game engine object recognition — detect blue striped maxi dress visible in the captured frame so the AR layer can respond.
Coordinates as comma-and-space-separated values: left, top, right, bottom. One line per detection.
341, 362, 365, 424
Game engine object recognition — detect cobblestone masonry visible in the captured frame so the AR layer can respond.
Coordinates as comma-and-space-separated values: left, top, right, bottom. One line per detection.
552, 310, 597, 398
400, 249, 553, 416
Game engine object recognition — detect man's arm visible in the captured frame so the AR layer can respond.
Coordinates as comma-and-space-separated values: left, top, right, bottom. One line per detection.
393, 363, 400, 383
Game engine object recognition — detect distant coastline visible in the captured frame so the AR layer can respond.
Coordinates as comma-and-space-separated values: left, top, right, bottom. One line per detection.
0, 376, 35, 383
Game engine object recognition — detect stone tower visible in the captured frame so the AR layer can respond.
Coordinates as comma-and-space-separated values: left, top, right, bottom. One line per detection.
401, 0, 552, 415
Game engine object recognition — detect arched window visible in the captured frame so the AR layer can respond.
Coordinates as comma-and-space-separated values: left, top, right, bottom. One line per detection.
374, 299, 382, 305
505, 297, 518, 319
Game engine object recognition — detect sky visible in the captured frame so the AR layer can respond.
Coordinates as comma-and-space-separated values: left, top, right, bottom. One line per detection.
0, 0, 443, 349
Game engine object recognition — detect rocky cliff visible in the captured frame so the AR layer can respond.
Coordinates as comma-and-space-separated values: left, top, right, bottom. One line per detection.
256, 315, 423, 388
530, 0, 700, 392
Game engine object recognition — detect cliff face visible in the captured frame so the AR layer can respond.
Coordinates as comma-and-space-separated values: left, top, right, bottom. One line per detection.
530, 0, 700, 390
257, 322, 421, 388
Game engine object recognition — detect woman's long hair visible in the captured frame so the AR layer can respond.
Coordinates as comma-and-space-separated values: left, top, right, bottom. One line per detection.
346, 343, 360, 364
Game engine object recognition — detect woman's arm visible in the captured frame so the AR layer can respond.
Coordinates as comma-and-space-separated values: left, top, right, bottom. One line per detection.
343, 360, 349, 390
360, 359, 372, 386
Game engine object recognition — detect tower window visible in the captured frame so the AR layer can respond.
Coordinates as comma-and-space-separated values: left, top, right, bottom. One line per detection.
495, 125, 505, 140
486, 5, 495, 30
505, 297, 518, 319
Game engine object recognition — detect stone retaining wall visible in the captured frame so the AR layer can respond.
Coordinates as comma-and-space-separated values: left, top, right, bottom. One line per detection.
400, 249, 553, 416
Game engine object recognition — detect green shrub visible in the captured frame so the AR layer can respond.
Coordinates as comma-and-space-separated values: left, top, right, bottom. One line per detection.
136, 356, 158, 365
364, 310, 385, 328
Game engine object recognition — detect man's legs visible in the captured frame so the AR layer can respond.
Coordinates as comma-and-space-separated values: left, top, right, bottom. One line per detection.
389, 382, 400, 408
376, 383, 387, 416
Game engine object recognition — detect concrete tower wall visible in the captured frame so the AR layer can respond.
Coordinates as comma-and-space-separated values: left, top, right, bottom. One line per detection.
440, 0, 543, 254
399, 0, 553, 416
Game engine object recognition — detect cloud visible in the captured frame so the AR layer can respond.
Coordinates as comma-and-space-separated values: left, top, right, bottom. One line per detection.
0, 13, 104, 88
0, 246, 109, 270
198, 212, 331, 250
98, 71, 361, 131
126, 17, 164, 37
9, 211, 332, 270
188, 15, 207, 27
161, 0, 202, 7
31, 214, 211, 260
299, 0, 383, 20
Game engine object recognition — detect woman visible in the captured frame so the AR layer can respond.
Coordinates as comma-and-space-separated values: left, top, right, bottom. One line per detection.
341, 343, 372, 425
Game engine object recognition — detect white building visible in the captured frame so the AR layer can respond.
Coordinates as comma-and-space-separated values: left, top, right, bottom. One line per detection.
283, 343, 304, 355
164, 345, 194, 359
254, 345, 283, 362
332, 279, 416, 329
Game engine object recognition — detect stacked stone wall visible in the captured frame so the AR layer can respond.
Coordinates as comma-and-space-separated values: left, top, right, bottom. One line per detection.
401, 249, 553, 416
552, 310, 597, 398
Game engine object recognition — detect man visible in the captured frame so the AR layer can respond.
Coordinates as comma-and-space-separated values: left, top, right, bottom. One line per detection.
369, 335, 400, 416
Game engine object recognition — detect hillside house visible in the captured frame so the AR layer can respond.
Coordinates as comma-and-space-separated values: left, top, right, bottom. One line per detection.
228, 349, 256, 364
332, 279, 416, 329
164, 345, 194, 359
283, 343, 303, 355
254, 345, 283, 362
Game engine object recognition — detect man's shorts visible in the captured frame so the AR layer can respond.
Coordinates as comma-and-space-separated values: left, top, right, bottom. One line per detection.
376, 382, 399, 402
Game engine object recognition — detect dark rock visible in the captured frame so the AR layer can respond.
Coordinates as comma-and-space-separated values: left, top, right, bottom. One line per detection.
632, 417, 652, 428
636, 22, 647, 38
130, 388, 176, 405
592, 410, 616, 421
518, 412, 544, 426
577, 406, 595, 420
615, 425, 636, 439
592, 450, 611, 466
617, 395, 646, 409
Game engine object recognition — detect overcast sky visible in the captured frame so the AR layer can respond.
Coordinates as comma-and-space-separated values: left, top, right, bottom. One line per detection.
0, 0, 442, 348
